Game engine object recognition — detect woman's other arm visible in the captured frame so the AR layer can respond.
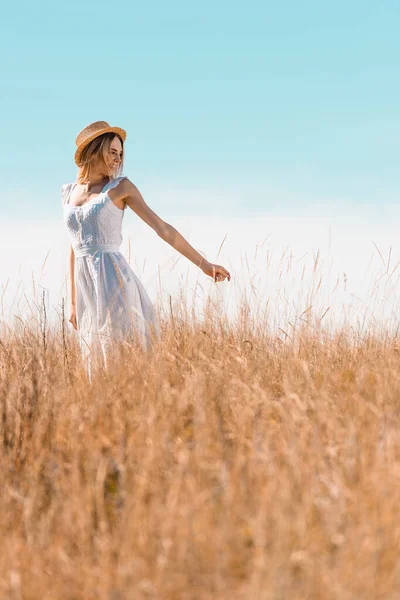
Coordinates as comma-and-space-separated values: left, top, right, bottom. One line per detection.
69, 244, 78, 329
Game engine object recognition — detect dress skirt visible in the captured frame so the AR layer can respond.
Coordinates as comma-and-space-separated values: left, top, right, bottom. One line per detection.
75, 249, 161, 379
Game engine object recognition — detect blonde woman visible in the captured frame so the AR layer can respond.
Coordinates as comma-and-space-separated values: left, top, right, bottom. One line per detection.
62, 120, 231, 378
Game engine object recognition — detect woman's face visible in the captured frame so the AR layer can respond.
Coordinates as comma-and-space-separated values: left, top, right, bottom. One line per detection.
105, 135, 123, 174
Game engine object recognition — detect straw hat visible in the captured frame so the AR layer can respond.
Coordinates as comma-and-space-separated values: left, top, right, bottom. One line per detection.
74, 120, 127, 166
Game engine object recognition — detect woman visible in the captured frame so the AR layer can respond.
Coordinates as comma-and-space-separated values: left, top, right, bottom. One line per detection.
62, 120, 231, 378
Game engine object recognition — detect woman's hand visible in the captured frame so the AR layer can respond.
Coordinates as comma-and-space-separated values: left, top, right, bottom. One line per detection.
69, 305, 78, 330
201, 260, 231, 283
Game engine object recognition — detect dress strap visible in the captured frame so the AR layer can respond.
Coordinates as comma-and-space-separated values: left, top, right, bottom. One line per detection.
62, 183, 76, 206
103, 176, 127, 192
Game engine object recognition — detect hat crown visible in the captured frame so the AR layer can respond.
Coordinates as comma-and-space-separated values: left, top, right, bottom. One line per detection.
75, 121, 111, 147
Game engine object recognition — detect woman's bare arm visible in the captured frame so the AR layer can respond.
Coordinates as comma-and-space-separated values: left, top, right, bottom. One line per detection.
115, 178, 231, 282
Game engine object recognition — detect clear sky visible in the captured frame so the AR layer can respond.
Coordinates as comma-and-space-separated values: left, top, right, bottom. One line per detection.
1, 0, 400, 219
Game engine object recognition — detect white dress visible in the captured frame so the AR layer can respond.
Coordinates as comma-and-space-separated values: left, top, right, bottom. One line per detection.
62, 175, 161, 378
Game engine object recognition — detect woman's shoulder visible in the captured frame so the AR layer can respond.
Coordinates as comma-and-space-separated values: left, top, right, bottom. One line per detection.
116, 174, 130, 184
107, 175, 130, 190
117, 175, 136, 189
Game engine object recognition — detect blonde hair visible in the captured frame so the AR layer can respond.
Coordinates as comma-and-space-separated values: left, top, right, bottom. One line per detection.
76, 132, 125, 184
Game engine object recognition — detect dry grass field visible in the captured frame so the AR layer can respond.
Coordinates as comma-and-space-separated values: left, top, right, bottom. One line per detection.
1, 285, 400, 599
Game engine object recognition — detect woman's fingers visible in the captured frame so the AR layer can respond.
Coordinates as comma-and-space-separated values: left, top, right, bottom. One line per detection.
210, 264, 231, 282
214, 267, 231, 282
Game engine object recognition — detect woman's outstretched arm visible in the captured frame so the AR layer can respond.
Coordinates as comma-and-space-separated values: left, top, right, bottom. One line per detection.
112, 178, 231, 283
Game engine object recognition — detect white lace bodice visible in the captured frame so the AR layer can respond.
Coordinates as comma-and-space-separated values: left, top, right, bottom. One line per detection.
61, 176, 127, 258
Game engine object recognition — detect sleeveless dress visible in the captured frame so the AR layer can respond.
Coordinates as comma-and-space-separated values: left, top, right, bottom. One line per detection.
61, 175, 161, 379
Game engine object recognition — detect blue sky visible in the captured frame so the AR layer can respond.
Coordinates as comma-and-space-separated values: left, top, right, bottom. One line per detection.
1, 1, 400, 219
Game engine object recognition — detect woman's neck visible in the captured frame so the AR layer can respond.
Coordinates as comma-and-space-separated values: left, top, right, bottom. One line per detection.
79, 174, 110, 190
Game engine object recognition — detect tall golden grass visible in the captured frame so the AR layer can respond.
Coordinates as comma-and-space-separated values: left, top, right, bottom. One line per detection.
1, 249, 400, 599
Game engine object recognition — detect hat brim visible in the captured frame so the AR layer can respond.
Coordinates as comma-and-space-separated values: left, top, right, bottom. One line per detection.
74, 126, 127, 166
